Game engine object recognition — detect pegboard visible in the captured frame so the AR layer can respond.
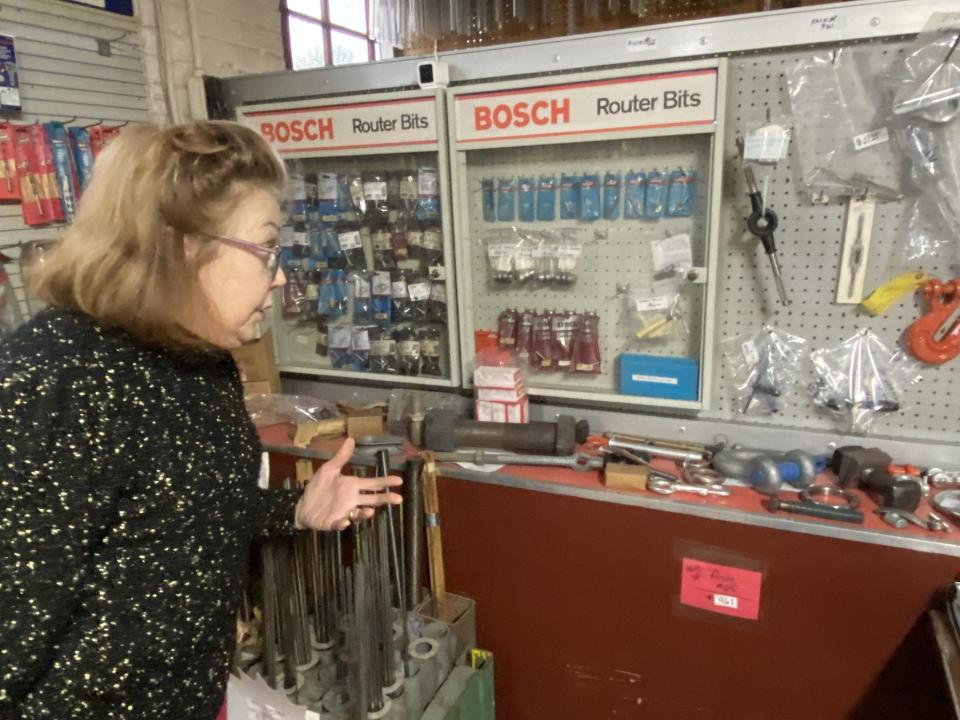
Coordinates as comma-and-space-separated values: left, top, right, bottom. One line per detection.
460, 133, 713, 398
706, 38, 960, 443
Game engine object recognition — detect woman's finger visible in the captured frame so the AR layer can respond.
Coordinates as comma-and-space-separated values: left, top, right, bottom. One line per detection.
325, 437, 356, 475
359, 507, 375, 520
333, 518, 351, 531
358, 491, 404, 507
356, 476, 403, 492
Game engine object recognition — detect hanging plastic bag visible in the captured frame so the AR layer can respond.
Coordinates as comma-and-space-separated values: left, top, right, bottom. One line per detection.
722, 327, 809, 416
810, 329, 922, 433
627, 280, 686, 342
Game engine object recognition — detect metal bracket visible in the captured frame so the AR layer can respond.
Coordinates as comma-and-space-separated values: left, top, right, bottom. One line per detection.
836, 196, 876, 304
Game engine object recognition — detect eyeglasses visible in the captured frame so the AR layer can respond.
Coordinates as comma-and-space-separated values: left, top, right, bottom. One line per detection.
205, 233, 281, 278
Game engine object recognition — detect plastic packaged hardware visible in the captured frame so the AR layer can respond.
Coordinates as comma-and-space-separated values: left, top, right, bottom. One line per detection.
319, 269, 349, 317
666, 169, 695, 217
421, 225, 443, 267
497, 308, 518, 348
315, 171, 338, 215
785, 49, 908, 202
497, 177, 517, 222
579, 173, 601, 221
650, 233, 693, 277
244, 393, 339, 428
329, 324, 353, 369
603, 171, 621, 220
741, 117, 793, 165
371, 271, 392, 327
282, 263, 307, 317
363, 171, 389, 225
531, 313, 554, 370
560, 174, 580, 220
347, 174, 366, 215
644, 170, 666, 218
416, 167, 440, 222
407, 274, 432, 323
350, 325, 372, 371
399, 171, 418, 218
407, 225, 424, 263
722, 326, 809, 416
516, 309, 535, 364
428, 281, 447, 324
390, 224, 410, 262
487, 234, 519, 283
395, 327, 421, 376
482, 178, 496, 222
368, 327, 398, 374
537, 175, 557, 221
518, 177, 536, 222
292, 221, 310, 258
810, 328, 922, 433
391, 269, 413, 322
372, 227, 396, 270
550, 311, 578, 370
351, 273, 372, 324
420, 327, 443, 376
571, 312, 602, 374
628, 281, 685, 342
315, 317, 328, 357
337, 224, 366, 271
624, 171, 646, 219
287, 172, 308, 224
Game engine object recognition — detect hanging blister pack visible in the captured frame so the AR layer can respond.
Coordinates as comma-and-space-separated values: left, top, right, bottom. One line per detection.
650, 233, 693, 277
371, 271, 392, 327
722, 327, 809, 416
537, 175, 557, 221
518, 177, 536, 222
551, 312, 579, 370
416, 167, 440, 222
579, 173, 601, 221
624, 171, 646, 219
560, 174, 580, 219
407, 275, 432, 323
420, 327, 443, 376
421, 226, 443, 267
497, 177, 517, 222
372, 228, 395, 270
571, 312, 602, 374
363, 171, 389, 226
407, 226, 424, 263
395, 327, 421, 376
428, 281, 447, 324
44, 122, 80, 223
531, 313, 554, 370
391, 270, 413, 322
351, 326, 372, 371
347, 174, 366, 216
292, 222, 310, 258
487, 233, 520, 284
497, 309, 518, 348
482, 178, 496, 222
517, 309, 535, 364
315, 172, 339, 216
287, 172, 308, 224
399, 171, 418, 219
0, 125, 19, 202
329, 324, 353, 369
666, 169, 695, 217
644, 170, 666, 219
337, 226, 366, 270
369, 328, 398, 374
811, 329, 922, 433
351, 272, 372, 324
603, 172, 621, 220
390, 224, 410, 262
67, 127, 94, 193
319, 269, 349, 317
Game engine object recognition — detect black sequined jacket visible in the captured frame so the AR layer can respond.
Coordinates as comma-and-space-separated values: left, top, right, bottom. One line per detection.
0, 309, 301, 720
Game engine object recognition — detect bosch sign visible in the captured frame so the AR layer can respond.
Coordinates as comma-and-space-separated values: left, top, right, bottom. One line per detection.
259, 117, 334, 144
474, 98, 570, 130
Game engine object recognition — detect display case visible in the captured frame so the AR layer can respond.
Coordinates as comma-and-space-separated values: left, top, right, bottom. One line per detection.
448, 59, 726, 410
238, 89, 460, 387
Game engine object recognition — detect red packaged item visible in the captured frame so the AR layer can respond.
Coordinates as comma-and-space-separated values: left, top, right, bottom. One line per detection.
571, 312, 602, 374
0, 123, 19, 201
12, 126, 48, 226
531, 313, 553, 370
89, 125, 122, 160
497, 308, 518, 349
30, 124, 65, 222
550, 311, 578, 370
516, 309, 534, 364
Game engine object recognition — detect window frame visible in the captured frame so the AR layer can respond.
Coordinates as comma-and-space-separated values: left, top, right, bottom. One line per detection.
282, 0, 375, 70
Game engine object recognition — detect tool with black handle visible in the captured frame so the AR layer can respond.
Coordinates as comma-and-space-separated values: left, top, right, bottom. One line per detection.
744, 166, 790, 306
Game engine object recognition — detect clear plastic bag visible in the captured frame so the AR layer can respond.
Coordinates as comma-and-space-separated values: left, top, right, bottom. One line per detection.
889, 18, 960, 258
785, 49, 908, 202
627, 279, 687, 342
244, 394, 340, 428
722, 327, 809, 416
810, 329, 922, 433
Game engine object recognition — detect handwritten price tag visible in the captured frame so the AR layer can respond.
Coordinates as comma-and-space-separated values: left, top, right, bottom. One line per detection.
680, 558, 763, 620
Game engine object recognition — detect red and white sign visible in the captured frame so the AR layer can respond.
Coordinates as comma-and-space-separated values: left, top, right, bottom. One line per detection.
239, 96, 438, 156
679, 558, 763, 621
455, 68, 717, 144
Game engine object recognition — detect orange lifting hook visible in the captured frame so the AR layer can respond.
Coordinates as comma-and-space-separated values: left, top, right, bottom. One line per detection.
906, 279, 960, 365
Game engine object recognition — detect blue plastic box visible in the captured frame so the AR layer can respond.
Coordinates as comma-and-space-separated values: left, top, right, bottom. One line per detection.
618, 353, 699, 401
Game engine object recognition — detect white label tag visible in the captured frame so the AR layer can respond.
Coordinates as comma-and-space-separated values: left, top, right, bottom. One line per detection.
296, 334, 310, 346
634, 296, 672, 312
408, 282, 431, 301
258, 452, 270, 490
338, 230, 362, 250
742, 339, 760, 366
351, 329, 370, 351
714, 594, 739, 609
279, 226, 295, 248
363, 180, 387, 201
418, 168, 438, 196
391, 280, 408, 298
430, 283, 446, 302
429, 263, 446, 281
852, 127, 889, 151
422, 230, 442, 250
557, 245, 583, 258
631, 373, 679, 385
329, 324, 351, 348
293, 231, 310, 247
422, 339, 441, 356
400, 177, 417, 200
288, 175, 306, 199
399, 340, 420, 356
353, 275, 371, 298
372, 230, 391, 250
532, 244, 558, 259
408, 231, 423, 247
744, 124, 790, 163
317, 173, 338, 200
487, 244, 516, 259
650, 234, 693, 273
372, 271, 391, 295
370, 339, 394, 355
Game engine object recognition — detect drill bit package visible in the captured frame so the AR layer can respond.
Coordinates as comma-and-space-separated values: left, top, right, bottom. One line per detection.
518, 176, 536, 222
666, 169, 695, 217
560, 173, 580, 219
579, 172, 601, 221
810, 329, 922, 433
537, 175, 557, 221
481, 178, 496, 222
362, 171, 389, 226
497, 177, 517, 222
889, 17, 960, 256
624, 171, 646, 219
785, 49, 908, 202
627, 281, 686, 342
603, 171, 621, 220
722, 327, 809, 416
644, 170, 666, 218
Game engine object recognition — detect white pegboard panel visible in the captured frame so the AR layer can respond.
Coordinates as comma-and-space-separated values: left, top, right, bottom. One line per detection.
462, 133, 713, 397
707, 39, 960, 443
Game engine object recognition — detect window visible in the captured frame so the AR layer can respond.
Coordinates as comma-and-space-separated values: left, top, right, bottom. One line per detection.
283, 0, 383, 70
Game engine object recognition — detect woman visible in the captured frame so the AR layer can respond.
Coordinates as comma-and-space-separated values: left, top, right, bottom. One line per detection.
0, 121, 402, 719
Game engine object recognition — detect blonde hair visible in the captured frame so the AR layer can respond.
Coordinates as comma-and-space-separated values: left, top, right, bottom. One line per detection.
33, 120, 286, 348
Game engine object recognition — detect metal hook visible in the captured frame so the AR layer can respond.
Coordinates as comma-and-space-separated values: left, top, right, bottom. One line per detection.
81, 119, 104, 129
105, 120, 130, 129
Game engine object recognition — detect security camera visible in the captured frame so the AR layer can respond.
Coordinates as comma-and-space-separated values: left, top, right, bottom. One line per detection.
417, 60, 449, 89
